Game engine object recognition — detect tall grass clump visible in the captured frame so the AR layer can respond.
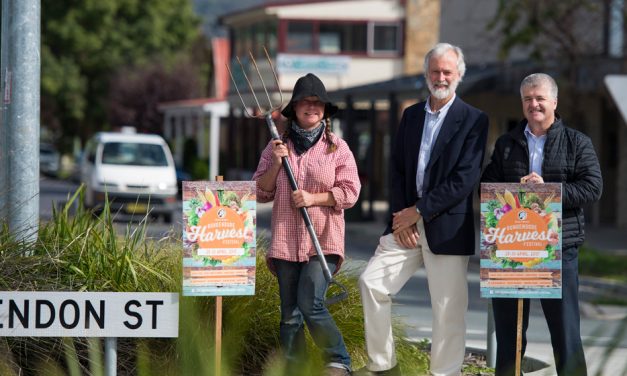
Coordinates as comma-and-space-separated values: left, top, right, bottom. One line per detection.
0, 188, 430, 375
0, 190, 181, 374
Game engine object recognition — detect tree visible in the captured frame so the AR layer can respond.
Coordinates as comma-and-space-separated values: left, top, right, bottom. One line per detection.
488, 0, 607, 62
41, 0, 201, 150
107, 56, 202, 134
487, 0, 616, 124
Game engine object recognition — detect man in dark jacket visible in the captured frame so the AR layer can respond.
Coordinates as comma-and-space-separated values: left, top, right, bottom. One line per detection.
481, 73, 602, 376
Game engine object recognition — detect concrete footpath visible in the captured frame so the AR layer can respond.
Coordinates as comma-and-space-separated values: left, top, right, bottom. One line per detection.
258, 201, 627, 375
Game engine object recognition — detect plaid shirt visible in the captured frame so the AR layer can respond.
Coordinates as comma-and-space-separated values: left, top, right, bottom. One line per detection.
253, 132, 361, 271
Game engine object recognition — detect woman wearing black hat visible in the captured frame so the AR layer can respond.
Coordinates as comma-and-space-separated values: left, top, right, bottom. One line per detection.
253, 73, 361, 376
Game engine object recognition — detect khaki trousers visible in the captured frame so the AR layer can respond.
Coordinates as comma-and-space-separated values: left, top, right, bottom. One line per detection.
358, 220, 469, 376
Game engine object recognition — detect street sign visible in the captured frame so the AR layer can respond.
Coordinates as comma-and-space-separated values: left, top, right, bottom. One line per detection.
0, 291, 178, 337
276, 53, 350, 75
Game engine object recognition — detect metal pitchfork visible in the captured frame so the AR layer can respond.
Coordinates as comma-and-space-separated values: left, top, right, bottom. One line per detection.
226, 47, 348, 305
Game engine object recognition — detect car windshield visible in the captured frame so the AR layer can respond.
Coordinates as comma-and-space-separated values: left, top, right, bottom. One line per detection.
101, 142, 169, 167
40, 144, 57, 156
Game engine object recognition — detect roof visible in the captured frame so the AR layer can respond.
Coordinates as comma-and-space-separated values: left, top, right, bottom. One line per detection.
157, 98, 230, 116
219, 0, 403, 25
219, 0, 344, 22
158, 97, 227, 110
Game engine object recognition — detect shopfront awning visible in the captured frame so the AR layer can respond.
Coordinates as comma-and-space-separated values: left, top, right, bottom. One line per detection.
605, 74, 627, 125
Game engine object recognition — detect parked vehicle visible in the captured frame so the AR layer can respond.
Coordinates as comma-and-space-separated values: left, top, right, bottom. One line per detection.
79, 128, 178, 222
40, 143, 61, 177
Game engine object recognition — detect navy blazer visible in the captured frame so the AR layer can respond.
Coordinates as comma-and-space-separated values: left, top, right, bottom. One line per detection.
384, 96, 489, 255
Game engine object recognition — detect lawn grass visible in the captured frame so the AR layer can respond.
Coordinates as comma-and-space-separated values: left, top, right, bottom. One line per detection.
579, 245, 627, 283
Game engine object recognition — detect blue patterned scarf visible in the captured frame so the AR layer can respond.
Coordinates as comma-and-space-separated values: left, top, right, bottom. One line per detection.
289, 120, 325, 155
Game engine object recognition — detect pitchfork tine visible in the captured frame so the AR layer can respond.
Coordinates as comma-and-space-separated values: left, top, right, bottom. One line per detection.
226, 47, 284, 117
225, 63, 255, 118
236, 56, 264, 115
248, 51, 274, 112
263, 46, 284, 112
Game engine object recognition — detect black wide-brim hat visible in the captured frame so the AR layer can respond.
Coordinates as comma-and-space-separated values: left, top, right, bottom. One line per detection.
281, 73, 339, 118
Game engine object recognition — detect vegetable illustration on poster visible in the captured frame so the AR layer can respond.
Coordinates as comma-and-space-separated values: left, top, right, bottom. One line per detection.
480, 183, 562, 299
182, 181, 256, 296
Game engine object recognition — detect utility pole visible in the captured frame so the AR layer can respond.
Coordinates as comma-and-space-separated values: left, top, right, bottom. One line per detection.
0, 1, 10, 221
0, 0, 41, 242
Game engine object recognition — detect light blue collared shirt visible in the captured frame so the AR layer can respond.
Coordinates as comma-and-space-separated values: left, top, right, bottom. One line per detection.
524, 124, 546, 175
416, 95, 456, 198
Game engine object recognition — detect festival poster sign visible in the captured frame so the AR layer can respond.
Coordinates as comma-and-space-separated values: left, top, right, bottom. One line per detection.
182, 181, 256, 296
480, 183, 562, 299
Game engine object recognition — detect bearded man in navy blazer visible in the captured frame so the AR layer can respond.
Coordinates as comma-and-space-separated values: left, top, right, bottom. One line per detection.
356, 43, 489, 376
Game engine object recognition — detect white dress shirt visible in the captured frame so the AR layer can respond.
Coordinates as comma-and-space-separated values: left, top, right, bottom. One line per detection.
524, 124, 546, 175
416, 95, 456, 198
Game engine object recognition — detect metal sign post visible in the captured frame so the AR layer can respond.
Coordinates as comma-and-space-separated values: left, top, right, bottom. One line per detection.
105, 337, 117, 376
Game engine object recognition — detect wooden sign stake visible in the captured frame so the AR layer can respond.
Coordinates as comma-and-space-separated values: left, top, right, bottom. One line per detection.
515, 298, 523, 375
215, 175, 223, 376
216, 295, 222, 376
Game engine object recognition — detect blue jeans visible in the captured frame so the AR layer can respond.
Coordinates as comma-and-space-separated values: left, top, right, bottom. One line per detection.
273, 255, 352, 370
493, 246, 587, 376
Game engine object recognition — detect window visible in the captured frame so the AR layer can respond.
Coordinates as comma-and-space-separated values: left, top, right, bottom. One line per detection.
102, 143, 168, 167
253, 24, 265, 57
266, 23, 278, 56
280, 20, 401, 56
319, 24, 342, 53
319, 23, 367, 53
234, 22, 279, 58
286, 22, 314, 52
233, 29, 242, 57
232, 27, 252, 57
348, 24, 368, 52
371, 23, 401, 54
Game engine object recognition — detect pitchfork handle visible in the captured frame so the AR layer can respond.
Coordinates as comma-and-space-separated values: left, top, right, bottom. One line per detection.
265, 115, 334, 283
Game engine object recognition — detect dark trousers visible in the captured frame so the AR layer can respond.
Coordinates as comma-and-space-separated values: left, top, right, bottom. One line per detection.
493, 246, 587, 376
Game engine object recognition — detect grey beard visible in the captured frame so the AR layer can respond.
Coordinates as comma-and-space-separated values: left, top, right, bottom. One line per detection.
428, 80, 459, 100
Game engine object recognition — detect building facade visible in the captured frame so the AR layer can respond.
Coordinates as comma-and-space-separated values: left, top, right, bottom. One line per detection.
164, 0, 627, 228
218, 0, 438, 187
330, 0, 627, 227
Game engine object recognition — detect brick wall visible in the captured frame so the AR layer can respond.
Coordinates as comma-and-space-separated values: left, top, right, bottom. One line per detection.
403, 0, 441, 75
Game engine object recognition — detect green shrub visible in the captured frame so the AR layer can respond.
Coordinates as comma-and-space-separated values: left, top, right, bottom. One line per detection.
579, 246, 627, 283
182, 138, 199, 173
0, 190, 430, 375
191, 158, 209, 180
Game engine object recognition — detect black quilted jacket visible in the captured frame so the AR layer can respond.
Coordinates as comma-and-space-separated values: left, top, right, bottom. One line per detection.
481, 117, 602, 248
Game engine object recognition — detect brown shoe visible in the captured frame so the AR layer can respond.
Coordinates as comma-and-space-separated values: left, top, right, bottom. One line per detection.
353, 364, 401, 376
322, 366, 351, 376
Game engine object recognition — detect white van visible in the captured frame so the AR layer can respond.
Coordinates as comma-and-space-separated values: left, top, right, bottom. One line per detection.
80, 129, 178, 222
